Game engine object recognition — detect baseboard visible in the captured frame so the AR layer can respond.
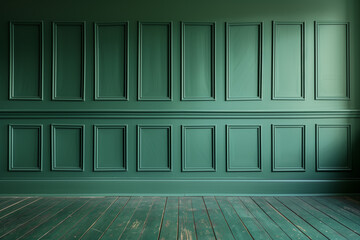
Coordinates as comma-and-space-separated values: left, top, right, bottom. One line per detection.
0, 179, 359, 196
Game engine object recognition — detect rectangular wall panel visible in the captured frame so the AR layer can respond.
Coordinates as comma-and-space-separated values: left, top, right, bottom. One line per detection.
316, 125, 351, 171
137, 125, 172, 171
52, 22, 85, 101
182, 125, 216, 172
51, 125, 84, 171
9, 22, 43, 100
226, 125, 261, 172
95, 22, 128, 100
8, 125, 42, 171
315, 22, 350, 100
272, 125, 305, 171
181, 22, 215, 100
94, 125, 127, 171
138, 22, 172, 100
272, 22, 305, 100
226, 23, 262, 100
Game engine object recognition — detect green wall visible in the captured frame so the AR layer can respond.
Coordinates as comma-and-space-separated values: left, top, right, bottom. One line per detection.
0, 0, 359, 195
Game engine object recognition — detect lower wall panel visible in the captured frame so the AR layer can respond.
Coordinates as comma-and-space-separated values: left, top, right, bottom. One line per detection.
1, 115, 359, 194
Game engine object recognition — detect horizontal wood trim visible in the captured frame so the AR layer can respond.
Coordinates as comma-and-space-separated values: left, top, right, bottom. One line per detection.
0, 110, 359, 119
0, 179, 359, 195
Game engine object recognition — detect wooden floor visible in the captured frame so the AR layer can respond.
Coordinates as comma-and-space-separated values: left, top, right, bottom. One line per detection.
0, 196, 359, 239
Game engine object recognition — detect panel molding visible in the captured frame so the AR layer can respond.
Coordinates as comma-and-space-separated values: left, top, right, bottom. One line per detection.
94, 22, 129, 101
272, 125, 306, 172
316, 124, 352, 171
181, 22, 216, 101
226, 125, 261, 172
51, 124, 85, 171
9, 21, 44, 100
138, 22, 172, 101
52, 22, 86, 101
315, 22, 350, 100
225, 22, 263, 101
181, 125, 216, 172
8, 124, 43, 172
94, 125, 127, 172
272, 21, 305, 100
137, 125, 172, 172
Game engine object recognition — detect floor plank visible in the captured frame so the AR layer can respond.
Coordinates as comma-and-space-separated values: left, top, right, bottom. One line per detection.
216, 197, 252, 240
119, 197, 155, 240
0, 198, 26, 211
1, 198, 75, 240
228, 196, 271, 240
0, 198, 60, 237
59, 197, 117, 239
241, 197, 290, 240
264, 196, 327, 239
191, 197, 216, 240
101, 197, 142, 239
178, 197, 197, 240
277, 197, 347, 240
81, 197, 130, 240
0, 197, 39, 219
158, 197, 179, 240
203, 196, 235, 240
19, 198, 90, 240
252, 197, 308, 240
138, 197, 167, 240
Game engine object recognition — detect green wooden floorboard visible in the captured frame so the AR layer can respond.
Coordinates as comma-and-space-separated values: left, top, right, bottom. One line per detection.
277, 197, 347, 240
0, 198, 25, 211
216, 197, 252, 240
0, 198, 59, 237
19, 198, 90, 240
313, 197, 360, 226
178, 197, 197, 240
228, 197, 271, 240
0, 197, 39, 219
291, 197, 360, 240
191, 197, 216, 240
81, 197, 130, 240
0, 196, 359, 239
101, 197, 141, 240
252, 197, 308, 240
241, 196, 291, 240
59, 197, 117, 239
203, 196, 235, 240
264, 196, 327, 240
300, 197, 360, 235
158, 197, 179, 240
40, 198, 103, 239
119, 197, 155, 240
1, 198, 74, 239
138, 197, 167, 240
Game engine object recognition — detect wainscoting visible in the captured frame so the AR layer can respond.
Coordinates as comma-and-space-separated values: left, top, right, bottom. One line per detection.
0, 0, 359, 195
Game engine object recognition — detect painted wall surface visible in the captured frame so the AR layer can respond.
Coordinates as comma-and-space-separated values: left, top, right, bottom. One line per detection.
0, 0, 359, 195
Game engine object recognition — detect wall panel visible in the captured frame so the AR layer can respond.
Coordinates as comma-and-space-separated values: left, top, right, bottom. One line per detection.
272, 125, 305, 171
8, 124, 42, 171
138, 22, 172, 101
226, 125, 261, 172
94, 125, 127, 171
181, 23, 215, 100
137, 125, 172, 171
272, 22, 304, 100
95, 22, 128, 100
226, 23, 262, 100
315, 22, 350, 100
52, 22, 85, 101
51, 124, 84, 171
182, 125, 216, 172
316, 125, 351, 171
9, 22, 43, 100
